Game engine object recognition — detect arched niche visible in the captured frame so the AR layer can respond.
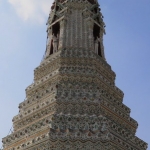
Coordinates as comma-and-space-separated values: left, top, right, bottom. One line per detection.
49, 22, 60, 55
93, 23, 102, 57
52, 22, 60, 36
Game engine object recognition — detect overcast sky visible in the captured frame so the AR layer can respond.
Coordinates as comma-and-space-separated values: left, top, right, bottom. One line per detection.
0, 0, 150, 149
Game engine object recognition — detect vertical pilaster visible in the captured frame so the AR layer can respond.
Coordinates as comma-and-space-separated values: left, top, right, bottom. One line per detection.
45, 28, 52, 58
59, 18, 67, 50
86, 18, 94, 51
79, 10, 83, 48
100, 29, 106, 60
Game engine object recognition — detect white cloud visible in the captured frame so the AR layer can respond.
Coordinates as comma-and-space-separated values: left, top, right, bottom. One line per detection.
8, 0, 53, 23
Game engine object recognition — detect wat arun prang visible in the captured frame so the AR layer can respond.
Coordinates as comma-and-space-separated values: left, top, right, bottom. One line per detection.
2, 0, 148, 149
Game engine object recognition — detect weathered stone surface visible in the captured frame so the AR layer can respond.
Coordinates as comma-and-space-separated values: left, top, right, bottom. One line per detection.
2, 0, 147, 150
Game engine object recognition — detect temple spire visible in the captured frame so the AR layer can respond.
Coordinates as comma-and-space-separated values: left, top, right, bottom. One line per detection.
2, 0, 147, 150
44, 0, 106, 60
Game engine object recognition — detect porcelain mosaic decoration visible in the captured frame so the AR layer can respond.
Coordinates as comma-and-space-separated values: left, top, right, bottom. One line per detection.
2, 0, 147, 149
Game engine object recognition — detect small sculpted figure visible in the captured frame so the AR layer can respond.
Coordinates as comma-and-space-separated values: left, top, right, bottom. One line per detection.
94, 37, 100, 54
52, 34, 59, 53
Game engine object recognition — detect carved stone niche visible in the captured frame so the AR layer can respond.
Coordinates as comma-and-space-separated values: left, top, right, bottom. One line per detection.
46, 22, 60, 57
93, 23, 102, 57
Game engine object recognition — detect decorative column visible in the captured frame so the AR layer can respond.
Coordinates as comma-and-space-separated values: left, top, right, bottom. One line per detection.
86, 17, 94, 51
59, 17, 67, 50
45, 28, 52, 58
100, 28, 106, 60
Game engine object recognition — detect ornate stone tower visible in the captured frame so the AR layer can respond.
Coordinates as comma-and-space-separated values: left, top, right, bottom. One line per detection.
2, 0, 148, 150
